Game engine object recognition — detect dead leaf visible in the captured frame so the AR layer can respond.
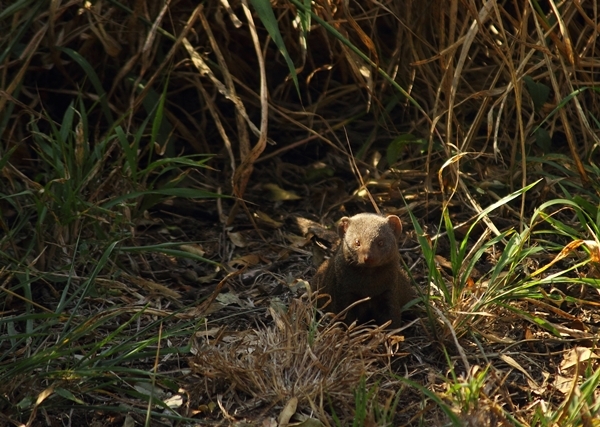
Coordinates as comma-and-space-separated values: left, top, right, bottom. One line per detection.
133, 382, 166, 399
289, 279, 310, 293
294, 416, 325, 427
197, 271, 219, 284
435, 255, 453, 270
193, 402, 216, 415
554, 374, 574, 394
164, 394, 184, 409
305, 161, 334, 181
36, 385, 55, 405
186, 302, 225, 317
525, 327, 534, 340
530, 370, 551, 396
465, 276, 475, 289
216, 292, 244, 307
388, 334, 405, 345
228, 254, 261, 268
195, 327, 222, 338
180, 244, 206, 257
292, 216, 323, 235
560, 347, 598, 370
263, 183, 301, 201
568, 319, 587, 332
253, 211, 283, 228
285, 233, 312, 248
583, 240, 600, 262
278, 396, 298, 426
122, 414, 135, 427
227, 231, 248, 248
262, 418, 278, 427
125, 274, 181, 299
500, 354, 539, 388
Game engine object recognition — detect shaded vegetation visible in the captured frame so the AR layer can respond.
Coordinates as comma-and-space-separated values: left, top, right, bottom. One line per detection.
2, 0, 600, 425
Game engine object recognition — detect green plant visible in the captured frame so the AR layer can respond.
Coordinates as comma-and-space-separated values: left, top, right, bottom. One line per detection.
0, 85, 219, 425
407, 180, 544, 340
352, 376, 403, 427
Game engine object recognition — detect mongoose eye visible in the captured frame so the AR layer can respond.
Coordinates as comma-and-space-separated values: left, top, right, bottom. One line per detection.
354, 239, 361, 247
377, 240, 384, 247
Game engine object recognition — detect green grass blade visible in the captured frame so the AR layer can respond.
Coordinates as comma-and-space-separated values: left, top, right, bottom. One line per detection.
102, 188, 224, 209
394, 375, 462, 425
150, 78, 170, 154
58, 47, 114, 124
118, 242, 220, 266
0, 0, 36, 20
115, 125, 137, 179
250, 0, 300, 95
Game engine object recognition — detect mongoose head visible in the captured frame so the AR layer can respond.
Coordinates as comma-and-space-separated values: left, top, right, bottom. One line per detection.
338, 213, 402, 267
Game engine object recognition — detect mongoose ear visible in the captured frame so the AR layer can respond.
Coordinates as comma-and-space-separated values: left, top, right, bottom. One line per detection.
337, 217, 351, 237
386, 215, 402, 237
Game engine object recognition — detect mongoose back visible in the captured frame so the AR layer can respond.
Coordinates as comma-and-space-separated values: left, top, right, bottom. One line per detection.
311, 213, 414, 328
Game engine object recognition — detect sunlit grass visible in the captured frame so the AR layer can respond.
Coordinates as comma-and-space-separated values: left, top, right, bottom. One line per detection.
2, 0, 600, 425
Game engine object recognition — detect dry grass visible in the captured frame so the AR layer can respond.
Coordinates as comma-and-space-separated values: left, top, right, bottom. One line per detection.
2, 0, 600, 425
189, 296, 408, 423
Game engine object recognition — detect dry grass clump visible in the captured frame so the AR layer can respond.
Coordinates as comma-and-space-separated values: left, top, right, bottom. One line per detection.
4, 0, 600, 209
4, 0, 600, 425
189, 296, 407, 422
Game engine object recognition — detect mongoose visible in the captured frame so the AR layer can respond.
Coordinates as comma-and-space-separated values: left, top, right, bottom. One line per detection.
311, 213, 414, 328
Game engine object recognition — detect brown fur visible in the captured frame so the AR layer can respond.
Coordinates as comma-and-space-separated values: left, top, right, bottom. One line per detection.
311, 213, 414, 328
